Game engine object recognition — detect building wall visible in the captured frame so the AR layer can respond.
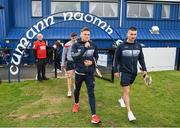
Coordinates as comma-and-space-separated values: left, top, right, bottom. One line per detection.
10, 0, 180, 29
1, 0, 180, 47
0, 0, 13, 46
12, 0, 119, 28
0, 0, 180, 67
122, 1, 180, 29
0, 0, 6, 45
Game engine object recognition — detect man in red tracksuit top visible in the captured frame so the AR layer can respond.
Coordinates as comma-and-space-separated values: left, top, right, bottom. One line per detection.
33, 33, 48, 81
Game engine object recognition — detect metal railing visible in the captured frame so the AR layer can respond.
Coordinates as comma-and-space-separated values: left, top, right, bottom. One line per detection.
0, 47, 61, 82
0, 48, 116, 83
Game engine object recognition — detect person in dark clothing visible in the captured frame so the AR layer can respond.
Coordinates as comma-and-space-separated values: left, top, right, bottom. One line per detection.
1, 46, 10, 65
113, 27, 147, 121
71, 27, 100, 124
53, 40, 63, 73
33, 33, 49, 81
46, 42, 54, 64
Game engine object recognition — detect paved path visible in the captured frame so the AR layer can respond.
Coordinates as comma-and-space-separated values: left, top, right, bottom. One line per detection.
0, 64, 65, 81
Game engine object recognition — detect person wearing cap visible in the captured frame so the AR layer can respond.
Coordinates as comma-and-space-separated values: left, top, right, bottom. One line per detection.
33, 33, 49, 81
61, 32, 77, 97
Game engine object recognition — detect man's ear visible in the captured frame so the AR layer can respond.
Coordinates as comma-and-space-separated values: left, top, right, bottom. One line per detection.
126, 31, 129, 37
80, 32, 83, 38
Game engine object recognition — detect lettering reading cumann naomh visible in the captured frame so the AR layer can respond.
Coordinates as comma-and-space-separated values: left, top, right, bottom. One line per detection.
10, 16, 55, 75
63, 12, 113, 35
10, 12, 114, 75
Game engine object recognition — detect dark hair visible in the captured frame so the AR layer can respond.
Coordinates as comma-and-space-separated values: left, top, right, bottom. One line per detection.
128, 26, 137, 31
81, 27, 90, 32
71, 32, 77, 37
55, 40, 61, 46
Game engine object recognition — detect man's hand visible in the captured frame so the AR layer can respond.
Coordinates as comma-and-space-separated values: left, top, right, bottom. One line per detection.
34, 59, 38, 64
114, 72, 120, 78
85, 42, 90, 48
84, 60, 93, 66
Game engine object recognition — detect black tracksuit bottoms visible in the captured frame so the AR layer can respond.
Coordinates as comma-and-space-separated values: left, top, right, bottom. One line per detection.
74, 73, 96, 115
37, 58, 47, 80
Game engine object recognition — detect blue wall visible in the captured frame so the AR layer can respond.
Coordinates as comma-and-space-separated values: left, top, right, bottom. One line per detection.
9, 0, 180, 29
0, 0, 180, 66
122, 1, 180, 29
0, 0, 180, 48
11, 0, 119, 28
0, 0, 13, 47
0, 0, 5, 46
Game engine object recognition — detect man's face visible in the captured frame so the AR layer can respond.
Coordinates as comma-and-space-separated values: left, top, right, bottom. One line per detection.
37, 34, 43, 41
71, 36, 77, 42
127, 30, 137, 42
81, 30, 90, 42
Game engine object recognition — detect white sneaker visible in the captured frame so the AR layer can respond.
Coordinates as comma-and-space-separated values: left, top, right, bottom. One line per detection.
35, 74, 38, 80
118, 97, 126, 108
57, 70, 60, 73
67, 91, 72, 97
128, 111, 136, 121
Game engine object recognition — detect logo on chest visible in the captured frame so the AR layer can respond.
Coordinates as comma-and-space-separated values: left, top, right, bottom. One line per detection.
122, 50, 140, 57
40, 45, 46, 50
83, 49, 95, 57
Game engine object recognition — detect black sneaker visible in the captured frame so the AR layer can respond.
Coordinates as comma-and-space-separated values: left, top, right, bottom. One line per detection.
42, 77, 49, 80
37, 78, 43, 82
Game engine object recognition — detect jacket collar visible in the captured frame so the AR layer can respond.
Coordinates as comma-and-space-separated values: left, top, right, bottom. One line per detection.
78, 39, 92, 44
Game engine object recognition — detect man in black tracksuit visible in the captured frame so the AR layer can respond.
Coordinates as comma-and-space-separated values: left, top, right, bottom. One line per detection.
113, 27, 147, 121
71, 27, 100, 124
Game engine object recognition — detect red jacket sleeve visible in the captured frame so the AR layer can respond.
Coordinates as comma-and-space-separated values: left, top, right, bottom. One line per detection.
33, 41, 38, 50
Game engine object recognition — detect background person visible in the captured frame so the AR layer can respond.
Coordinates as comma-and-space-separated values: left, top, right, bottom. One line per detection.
61, 32, 77, 97
33, 33, 49, 81
53, 40, 63, 73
